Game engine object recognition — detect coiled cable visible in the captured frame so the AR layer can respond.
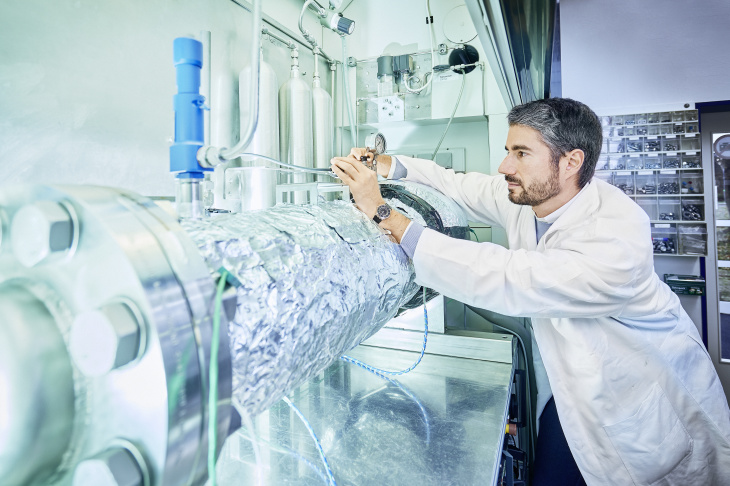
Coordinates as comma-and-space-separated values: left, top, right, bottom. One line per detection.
341, 287, 428, 375
285, 288, 431, 486
283, 396, 337, 486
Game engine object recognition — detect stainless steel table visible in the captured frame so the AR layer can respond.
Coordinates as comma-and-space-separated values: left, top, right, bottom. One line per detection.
216, 331, 515, 485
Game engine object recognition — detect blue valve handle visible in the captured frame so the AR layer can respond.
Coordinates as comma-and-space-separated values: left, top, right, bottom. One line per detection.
170, 37, 208, 178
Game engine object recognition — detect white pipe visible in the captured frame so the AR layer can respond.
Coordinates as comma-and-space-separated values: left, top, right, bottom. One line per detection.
341, 36, 357, 149
299, 0, 319, 49
402, 0, 436, 94
218, 0, 263, 161
298, 0, 338, 66
330, 62, 337, 157
201, 30, 212, 146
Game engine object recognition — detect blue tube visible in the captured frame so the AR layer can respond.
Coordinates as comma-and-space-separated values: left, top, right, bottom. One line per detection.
171, 37, 208, 178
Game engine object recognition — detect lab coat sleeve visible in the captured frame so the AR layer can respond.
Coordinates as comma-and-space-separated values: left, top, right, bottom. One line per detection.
411, 226, 645, 319
394, 155, 514, 227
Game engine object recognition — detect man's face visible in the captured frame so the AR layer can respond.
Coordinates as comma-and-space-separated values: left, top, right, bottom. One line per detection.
499, 125, 562, 207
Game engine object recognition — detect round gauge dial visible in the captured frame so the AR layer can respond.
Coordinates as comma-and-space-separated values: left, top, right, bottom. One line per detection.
714, 134, 730, 160
365, 132, 387, 155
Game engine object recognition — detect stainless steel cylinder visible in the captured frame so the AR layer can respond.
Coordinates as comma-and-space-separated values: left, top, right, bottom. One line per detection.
227, 167, 278, 211
240, 56, 280, 168
312, 76, 335, 187
279, 50, 313, 204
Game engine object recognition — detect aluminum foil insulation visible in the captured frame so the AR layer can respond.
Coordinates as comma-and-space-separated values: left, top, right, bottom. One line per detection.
383, 180, 469, 229
181, 202, 420, 418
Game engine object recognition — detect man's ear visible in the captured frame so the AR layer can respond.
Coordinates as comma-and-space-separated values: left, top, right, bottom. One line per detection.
564, 149, 585, 174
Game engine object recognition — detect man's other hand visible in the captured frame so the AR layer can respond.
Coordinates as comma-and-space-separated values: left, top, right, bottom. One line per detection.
330, 155, 385, 219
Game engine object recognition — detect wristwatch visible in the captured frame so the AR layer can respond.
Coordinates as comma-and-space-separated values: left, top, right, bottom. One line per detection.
372, 203, 392, 224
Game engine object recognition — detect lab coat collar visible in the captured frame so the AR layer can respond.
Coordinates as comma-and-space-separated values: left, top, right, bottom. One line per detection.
535, 181, 598, 245
533, 183, 591, 224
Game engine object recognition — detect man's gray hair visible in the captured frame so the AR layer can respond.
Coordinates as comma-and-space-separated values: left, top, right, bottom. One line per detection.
508, 98, 603, 188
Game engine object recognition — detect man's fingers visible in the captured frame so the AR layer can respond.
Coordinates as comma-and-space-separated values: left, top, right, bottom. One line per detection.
330, 163, 353, 184
348, 147, 368, 160
332, 157, 363, 177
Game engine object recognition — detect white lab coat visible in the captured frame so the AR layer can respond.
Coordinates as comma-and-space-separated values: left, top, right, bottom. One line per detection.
394, 155, 730, 486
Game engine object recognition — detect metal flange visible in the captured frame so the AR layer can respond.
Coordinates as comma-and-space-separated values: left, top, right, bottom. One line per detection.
0, 185, 232, 486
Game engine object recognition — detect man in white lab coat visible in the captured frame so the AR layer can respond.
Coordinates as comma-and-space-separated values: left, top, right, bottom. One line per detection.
331, 98, 730, 485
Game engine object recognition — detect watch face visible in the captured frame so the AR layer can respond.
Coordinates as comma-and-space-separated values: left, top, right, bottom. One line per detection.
376, 204, 391, 220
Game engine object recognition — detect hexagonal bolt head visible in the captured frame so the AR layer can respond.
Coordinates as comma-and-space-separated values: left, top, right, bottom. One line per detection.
73, 448, 143, 486
10, 200, 74, 267
69, 302, 142, 377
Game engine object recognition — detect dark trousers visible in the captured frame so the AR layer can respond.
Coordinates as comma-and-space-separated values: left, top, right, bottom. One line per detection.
532, 397, 587, 486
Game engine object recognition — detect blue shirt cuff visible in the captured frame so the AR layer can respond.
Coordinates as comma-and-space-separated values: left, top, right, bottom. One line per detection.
400, 222, 425, 259
390, 156, 408, 180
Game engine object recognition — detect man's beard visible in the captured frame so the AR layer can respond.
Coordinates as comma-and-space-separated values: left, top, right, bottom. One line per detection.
505, 167, 561, 206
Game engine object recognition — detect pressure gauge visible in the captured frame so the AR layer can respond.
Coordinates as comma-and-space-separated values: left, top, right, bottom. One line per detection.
713, 134, 730, 160
365, 132, 387, 156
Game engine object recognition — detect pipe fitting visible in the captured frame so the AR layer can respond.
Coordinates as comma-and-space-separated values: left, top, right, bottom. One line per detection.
197, 144, 223, 169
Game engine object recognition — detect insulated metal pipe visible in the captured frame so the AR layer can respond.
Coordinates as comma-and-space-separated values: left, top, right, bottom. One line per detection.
0, 181, 468, 484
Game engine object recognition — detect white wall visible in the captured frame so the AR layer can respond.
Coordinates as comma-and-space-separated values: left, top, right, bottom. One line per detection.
561, 0, 730, 115
0, 0, 336, 196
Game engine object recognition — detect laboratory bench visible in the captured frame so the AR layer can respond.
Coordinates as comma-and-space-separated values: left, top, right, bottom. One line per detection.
216, 328, 518, 485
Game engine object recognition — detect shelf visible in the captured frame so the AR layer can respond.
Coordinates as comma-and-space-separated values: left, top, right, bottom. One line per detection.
597, 168, 702, 172
605, 121, 698, 128
653, 253, 706, 257
631, 194, 704, 197
602, 150, 700, 157
348, 115, 488, 131
649, 220, 705, 224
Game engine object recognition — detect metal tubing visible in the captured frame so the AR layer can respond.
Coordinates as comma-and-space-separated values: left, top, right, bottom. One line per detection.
341, 36, 357, 148
218, 0, 263, 161
299, 0, 321, 51
262, 26, 334, 64
262, 27, 296, 50
231, 0, 337, 64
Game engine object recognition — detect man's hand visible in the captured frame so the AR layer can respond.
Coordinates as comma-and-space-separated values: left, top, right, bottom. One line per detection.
330, 152, 413, 244
330, 154, 385, 218
347, 147, 392, 178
